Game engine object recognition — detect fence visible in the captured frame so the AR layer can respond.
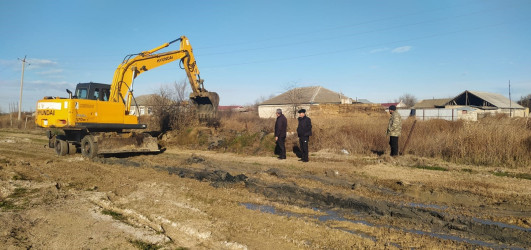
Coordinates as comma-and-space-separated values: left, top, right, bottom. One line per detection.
397, 109, 462, 121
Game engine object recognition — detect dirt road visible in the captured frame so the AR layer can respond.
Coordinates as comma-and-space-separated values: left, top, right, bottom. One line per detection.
1, 129, 530, 249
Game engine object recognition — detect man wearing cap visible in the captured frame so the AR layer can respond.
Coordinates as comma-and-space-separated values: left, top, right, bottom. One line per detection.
274, 109, 287, 160
386, 105, 402, 156
297, 109, 312, 162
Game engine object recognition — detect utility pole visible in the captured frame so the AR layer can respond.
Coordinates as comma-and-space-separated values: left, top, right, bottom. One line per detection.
509, 80, 512, 118
18, 56, 28, 120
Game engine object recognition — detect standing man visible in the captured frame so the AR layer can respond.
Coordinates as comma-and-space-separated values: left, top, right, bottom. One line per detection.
297, 109, 312, 162
386, 105, 402, 157
274, 109, 287, 160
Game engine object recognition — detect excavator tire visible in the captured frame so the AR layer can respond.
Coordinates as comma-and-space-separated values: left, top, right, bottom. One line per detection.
55, 139, 68, 156
81, 135, 98, 159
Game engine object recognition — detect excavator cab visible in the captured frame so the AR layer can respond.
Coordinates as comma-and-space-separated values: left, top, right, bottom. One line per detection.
74, 83, 111, 101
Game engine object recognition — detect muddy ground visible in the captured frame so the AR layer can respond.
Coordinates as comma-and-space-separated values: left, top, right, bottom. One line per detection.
0, 129, 530, 249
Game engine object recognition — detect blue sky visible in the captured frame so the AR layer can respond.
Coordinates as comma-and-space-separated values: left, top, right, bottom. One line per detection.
1, 0, 530, 111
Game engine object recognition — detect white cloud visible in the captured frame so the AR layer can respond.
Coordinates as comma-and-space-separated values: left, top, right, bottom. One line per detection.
27, 58, 58, 69
25, 58, 66, 80
27, 80, 69, 86
369, 47, 389, 54
391, 46, 412, 53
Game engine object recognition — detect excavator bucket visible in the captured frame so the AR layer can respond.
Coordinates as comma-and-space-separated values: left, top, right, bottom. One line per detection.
190, 92, 219, 119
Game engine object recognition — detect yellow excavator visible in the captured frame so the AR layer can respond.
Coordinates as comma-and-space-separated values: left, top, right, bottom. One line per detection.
35, 36, 219, 158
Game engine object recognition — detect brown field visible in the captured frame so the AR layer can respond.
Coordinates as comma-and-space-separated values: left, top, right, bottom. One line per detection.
0, 112, 530, 249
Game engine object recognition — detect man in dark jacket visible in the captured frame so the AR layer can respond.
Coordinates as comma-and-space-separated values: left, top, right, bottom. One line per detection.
274, 109, 287, 159
297, 109, 312, 162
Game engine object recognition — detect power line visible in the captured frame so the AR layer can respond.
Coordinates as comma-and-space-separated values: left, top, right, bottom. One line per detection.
198, 3, 519, 57
201, 16, 531, 69
195, 1, 483, 50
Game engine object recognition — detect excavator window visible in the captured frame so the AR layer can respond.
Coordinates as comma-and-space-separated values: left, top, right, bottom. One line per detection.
101, 89, 110, 101
94, 88, 100, 100
76, 88, 88, 99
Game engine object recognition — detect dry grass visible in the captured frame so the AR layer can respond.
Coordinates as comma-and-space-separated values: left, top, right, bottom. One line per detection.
217, 112, 531, 169
219, 111, 273, 134
3, 110, 529, 169
0, 114, 36, 129
215, 111, 276, 154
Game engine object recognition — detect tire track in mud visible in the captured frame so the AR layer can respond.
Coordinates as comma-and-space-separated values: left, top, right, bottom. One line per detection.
244, 178, 529, 249
101, 157, 530, 249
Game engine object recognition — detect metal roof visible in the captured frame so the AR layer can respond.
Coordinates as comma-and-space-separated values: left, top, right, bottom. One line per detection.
448, 90, 524, 109
413, 98, 452, 109
260, 86, 349, 105
132, 94, 159, 106
356, 99, 373, 104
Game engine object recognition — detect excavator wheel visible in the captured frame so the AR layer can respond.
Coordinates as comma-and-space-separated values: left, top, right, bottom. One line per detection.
54, 139, 68, 156
81, 135, 98, 158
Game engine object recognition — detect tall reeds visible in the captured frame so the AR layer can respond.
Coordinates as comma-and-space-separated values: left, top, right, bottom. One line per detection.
218, 112, 531, 168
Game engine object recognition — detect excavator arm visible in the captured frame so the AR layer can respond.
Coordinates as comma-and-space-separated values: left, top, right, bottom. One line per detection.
109, 36, 218, 118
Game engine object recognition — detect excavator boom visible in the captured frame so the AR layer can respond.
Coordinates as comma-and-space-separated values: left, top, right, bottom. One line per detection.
109, 36, 219, 118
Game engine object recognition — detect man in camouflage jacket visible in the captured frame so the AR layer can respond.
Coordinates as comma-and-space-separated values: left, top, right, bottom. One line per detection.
386, 105, 402, 156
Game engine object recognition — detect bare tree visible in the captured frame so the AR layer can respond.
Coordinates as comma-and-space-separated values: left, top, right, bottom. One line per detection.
252, 94, 275, 112
173, 80, 190, 103
517, 94, 531, 109
285, 83, 305, 118
396, 93, 417, 108
146, 79, 198, 132
170, 80, 197, 130
150, 86, 175, 132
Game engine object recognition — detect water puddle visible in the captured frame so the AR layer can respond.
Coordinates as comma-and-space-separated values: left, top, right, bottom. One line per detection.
242, 203, 395, 246
241, 203, 300, 218
315, 209, 373, 227
241, 203, 526, 249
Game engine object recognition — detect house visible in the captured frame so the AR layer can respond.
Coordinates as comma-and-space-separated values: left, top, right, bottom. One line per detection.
408, 91, 528, 121
258, 86, 351, 118
356, 99, 373, 104
130, 94, 157, 115
413, 98, 452, 109
381, 101, 407, 110
446, 90, 527, 118
218, 106, 247, 112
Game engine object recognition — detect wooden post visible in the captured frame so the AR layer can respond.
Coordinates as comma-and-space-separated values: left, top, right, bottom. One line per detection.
400, 119, 417, 155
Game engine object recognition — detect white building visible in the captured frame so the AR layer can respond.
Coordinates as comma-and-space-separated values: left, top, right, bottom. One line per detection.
258, 86, 351, 118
